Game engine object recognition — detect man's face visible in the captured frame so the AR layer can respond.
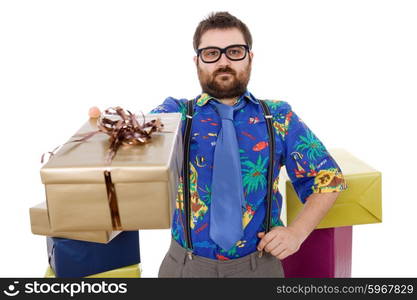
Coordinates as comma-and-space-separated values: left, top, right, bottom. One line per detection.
194, 28, 253, 99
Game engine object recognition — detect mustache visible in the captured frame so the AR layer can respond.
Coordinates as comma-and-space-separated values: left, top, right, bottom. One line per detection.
213, 67, 236, 76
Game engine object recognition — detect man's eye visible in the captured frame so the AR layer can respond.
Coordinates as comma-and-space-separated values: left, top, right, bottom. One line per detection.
229, 49, 242, 56
207, 51, 218, 56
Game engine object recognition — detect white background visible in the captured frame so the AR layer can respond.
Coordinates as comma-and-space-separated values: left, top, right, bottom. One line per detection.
0, 0, 416, 277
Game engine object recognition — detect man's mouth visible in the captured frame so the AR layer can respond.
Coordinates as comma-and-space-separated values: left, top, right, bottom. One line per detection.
216, 72, 233, 76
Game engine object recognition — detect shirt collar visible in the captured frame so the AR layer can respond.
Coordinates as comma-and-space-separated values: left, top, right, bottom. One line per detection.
195, 90, 259, 107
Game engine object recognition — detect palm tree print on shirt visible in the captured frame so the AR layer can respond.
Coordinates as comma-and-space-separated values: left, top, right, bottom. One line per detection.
241, 154, 268, 194
295, 129, 326, 162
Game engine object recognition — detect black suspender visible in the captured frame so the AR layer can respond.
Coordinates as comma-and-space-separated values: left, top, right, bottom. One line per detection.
259, 100, 275, 237
182, 99, 194, 252
181, 99, 275, 253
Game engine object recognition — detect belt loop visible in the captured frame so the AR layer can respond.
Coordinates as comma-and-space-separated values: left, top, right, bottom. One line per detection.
250, 253, 257, 271
182, 250, 188, 265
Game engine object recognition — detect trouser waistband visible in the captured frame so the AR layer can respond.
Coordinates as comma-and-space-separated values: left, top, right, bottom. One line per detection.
167, 238, 270, 271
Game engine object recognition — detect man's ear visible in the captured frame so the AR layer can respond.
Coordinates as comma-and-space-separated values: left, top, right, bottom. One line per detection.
249, 51, 254, 60
193, 55, 198, 66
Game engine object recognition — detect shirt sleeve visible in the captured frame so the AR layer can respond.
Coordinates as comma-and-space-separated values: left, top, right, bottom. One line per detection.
277, 101, 348, 204
148, 96, 186, 115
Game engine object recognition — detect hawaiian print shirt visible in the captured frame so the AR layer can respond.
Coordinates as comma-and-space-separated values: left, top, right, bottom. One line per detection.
149, 90, 348, 260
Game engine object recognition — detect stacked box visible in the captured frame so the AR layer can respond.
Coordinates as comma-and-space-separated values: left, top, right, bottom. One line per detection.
285, 148, 382, 229
47, 231, 140, 278
282, 226, 352, 277
40, 113, 183, 232
30, 202, 120, 243
45, 264, 141, 278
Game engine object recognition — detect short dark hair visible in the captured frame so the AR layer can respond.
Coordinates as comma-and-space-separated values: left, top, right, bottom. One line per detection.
193, 11, 253, 52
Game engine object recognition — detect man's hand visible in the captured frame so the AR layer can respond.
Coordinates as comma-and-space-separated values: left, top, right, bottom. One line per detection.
89, 106, 101, 118
257, 191, 341, 260
257, 226, 304, 260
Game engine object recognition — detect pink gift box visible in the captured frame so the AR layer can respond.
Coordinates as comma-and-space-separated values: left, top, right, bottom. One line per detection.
281, 226, 352, 278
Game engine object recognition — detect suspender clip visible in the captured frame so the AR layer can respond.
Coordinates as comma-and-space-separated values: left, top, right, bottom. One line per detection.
187, 251, 193, 260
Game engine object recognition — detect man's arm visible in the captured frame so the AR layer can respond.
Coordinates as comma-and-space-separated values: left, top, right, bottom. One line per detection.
287, 191, 340, 243
87, 97, 186, 118
257, 100, 347, 260
257, 191, 340, 260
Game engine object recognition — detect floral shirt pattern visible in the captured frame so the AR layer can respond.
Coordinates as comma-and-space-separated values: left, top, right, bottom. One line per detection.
149, 91, 348, 260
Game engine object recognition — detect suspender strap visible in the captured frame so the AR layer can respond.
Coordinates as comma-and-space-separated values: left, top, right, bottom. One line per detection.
259, 100, 275, 234
181, 98, 275, 252
182, 99, 194, 251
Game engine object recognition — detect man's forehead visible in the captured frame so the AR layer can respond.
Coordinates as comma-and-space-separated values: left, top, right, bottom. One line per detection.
199, 28, 246, 48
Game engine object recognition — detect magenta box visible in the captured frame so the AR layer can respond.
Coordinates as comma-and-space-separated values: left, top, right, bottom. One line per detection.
281, 226, 352, 277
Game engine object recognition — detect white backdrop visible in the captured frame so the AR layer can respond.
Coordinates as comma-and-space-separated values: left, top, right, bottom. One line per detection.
1, 0, 416, 277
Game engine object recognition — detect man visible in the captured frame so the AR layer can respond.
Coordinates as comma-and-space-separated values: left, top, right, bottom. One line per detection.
89, 12, 347, 278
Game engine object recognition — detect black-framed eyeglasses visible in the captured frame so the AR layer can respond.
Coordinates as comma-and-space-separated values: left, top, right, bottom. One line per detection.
196, 44, 250, 63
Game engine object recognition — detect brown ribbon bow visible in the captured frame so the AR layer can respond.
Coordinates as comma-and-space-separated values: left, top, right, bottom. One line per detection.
42, 107, 165, 164
72, 106, 165, 163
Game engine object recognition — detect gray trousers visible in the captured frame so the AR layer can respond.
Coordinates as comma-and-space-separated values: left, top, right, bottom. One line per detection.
158, 238, 285, 278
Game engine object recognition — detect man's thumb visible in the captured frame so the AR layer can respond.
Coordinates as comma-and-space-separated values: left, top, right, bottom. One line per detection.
89, 106, 101, 118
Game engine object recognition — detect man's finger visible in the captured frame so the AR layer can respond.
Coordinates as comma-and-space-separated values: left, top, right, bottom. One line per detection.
89, 106, 101, 118
277, 249, 292, 260
270, 243, 286, 257
257, 231, 276, 251
264, 239, 282, 253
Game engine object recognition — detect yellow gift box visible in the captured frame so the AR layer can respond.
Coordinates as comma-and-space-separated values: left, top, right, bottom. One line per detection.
44, 264, 141, 278
29, 202, 120, 243
41, 113, 183, 232
285, 148, 382, 229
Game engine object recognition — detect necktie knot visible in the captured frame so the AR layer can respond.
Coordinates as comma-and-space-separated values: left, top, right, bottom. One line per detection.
211, 101, 234, 120
210, 98, 247, 121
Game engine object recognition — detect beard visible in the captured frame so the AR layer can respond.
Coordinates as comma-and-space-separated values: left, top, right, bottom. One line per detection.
197, 58, 252, 99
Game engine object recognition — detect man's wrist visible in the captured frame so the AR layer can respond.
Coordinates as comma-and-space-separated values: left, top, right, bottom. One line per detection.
287, 223, 311, 244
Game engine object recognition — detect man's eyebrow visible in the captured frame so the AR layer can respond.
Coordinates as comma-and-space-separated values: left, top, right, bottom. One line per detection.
199, 44, 245, 48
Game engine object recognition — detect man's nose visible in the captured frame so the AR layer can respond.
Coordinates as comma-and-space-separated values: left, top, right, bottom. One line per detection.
216, 52, 232, 66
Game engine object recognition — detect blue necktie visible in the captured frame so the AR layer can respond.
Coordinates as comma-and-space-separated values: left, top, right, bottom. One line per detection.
209, 98, 247, 251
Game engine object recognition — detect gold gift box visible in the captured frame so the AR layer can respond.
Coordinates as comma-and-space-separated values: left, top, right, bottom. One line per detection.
44, 264, 141, 278
285, 148, 382, 229
41, 112, 183, 232
29, 202, 120, 243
